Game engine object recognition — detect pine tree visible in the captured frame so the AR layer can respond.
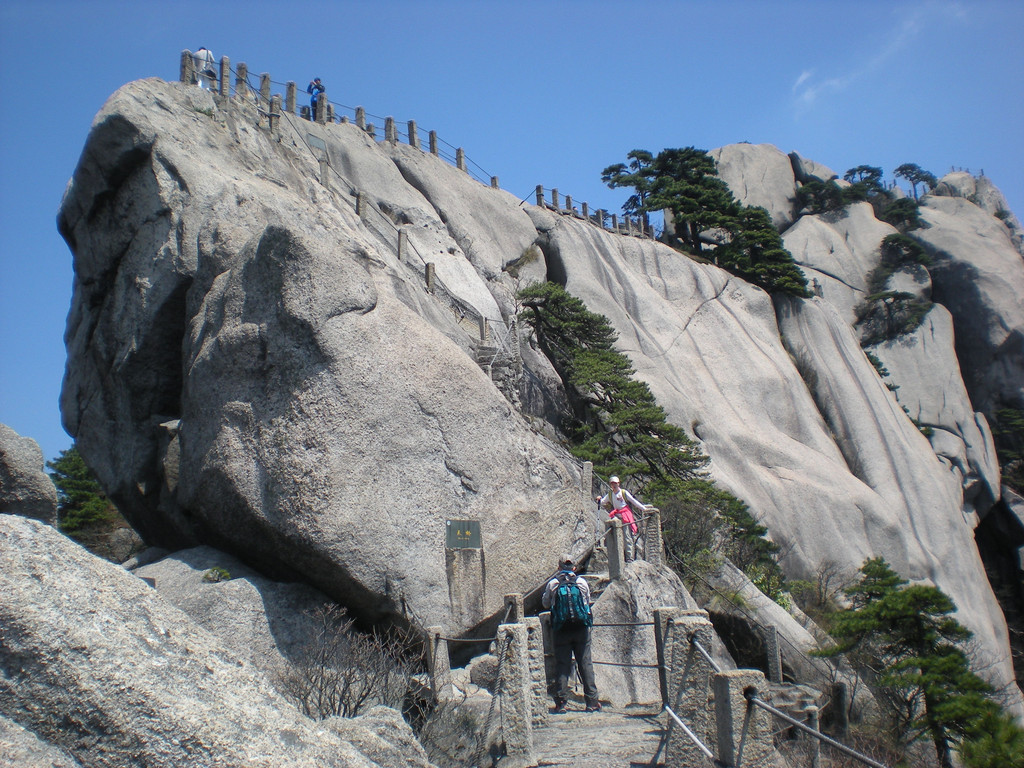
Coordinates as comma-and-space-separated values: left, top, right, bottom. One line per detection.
820, 558, 1016, 768
46, 445, 116, 534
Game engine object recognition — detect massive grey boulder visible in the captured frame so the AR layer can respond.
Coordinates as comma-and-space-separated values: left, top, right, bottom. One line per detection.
58, 79, 585, 634
915, 195, 1024, 415
0, 424, 58, 524
932, 171, 1024, 253
0, 515, 436, 768
710, 143, 799, 231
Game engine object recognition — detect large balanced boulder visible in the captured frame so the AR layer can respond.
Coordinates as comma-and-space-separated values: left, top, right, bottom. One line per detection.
0, 424, 58, 524
0, 515, 435, 768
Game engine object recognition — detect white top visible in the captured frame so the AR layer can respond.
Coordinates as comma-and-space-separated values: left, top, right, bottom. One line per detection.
599, 487, 648, 512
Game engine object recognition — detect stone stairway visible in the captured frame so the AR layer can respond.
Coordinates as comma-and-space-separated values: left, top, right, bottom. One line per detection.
529, 703, 666, 767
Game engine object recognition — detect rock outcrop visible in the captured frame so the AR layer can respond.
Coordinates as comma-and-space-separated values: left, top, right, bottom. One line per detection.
55, 77, 1023, 709
0, 424, 58, 524
0, 515, 435, 768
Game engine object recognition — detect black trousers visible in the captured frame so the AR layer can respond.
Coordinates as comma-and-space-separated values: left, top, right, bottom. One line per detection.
552, 625, 599, 706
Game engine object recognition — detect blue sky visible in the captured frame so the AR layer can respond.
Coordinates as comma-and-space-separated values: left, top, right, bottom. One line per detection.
1, 0, 1022, 465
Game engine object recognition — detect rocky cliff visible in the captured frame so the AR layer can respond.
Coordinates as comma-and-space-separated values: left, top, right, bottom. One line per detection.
57, 78, 1023, 706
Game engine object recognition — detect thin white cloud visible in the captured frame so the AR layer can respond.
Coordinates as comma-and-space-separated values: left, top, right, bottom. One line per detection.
792, 0, 965, 113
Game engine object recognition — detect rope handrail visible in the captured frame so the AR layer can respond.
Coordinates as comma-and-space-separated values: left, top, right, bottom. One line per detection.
746, 693, 890, 768
663, 704, 716, 762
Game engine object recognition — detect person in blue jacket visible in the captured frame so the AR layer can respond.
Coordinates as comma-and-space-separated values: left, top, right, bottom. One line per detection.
307, 78, 325, 120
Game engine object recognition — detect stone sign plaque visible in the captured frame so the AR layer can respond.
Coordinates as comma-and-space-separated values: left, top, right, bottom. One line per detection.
446, 519, 481, 549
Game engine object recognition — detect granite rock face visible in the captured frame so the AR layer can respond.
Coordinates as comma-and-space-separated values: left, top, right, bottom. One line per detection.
0, 515, 436, 768
56, 78, 1022, 707
0, 424, 58, 524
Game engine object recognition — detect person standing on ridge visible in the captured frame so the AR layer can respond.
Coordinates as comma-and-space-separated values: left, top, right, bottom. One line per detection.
307, 77, 325, 120
597, 476, 651, 562
193, 47, 216, 90
542, 555, 601, 713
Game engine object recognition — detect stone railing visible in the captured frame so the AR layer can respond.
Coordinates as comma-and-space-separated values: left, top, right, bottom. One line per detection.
178, 50, 655, 243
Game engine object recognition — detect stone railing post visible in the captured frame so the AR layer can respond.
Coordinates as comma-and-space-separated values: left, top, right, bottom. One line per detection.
831, 681, 849, 739
605, 518, 624, 580
219, 57, 230, 96
582, 202, 589, 220
765, 625, 783, 683
714, 669, 773, 768
235, 62, 248, 100
180, 50, 195, 84
565, 194, 573, 213
425, 262, 435, 293
355, 192, 366, 219
327, 104, 334, 122
804, 706, 821, 768
523, 616, 547, 725
429, 130, 438, 155
643, 508, 663, 566
407, 120, 419, 148
664, 611, 716, 767
504, 592, 524, 623
539, 611, 554, 695
355, 106, 366, 129
269, 94, 281, 134
286, 81, 296, 113
611, 213, 619, 231
596, 209, 605, 229
550, 188, 559, 210
385, 116, 397, 143
456, 148, 466, 172
535, 185, 544, 207
490, 176, 499, 189
315, 93, 327, 124
653, 606, 682, 706
425, 626, 453, 701
259, 73, 271, 109
366, 123, 376, 139
397, 229, 408, 262
496, 623, 534, 767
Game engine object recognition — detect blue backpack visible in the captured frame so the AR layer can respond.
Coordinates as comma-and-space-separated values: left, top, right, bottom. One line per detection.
551, 572, 593, 631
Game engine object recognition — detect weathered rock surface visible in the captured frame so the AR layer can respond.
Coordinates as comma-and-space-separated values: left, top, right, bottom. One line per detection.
710, 143, 799, 231
932, 171, 1024, 253
135, 546, 331, 678
0, 515, 435, 768
0, 713, 82, 768
0, 423, 58, 524
55, 79, 1022, 710
914, 195, 1024, 416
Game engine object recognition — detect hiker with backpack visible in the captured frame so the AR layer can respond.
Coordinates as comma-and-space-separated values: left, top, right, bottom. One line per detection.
597, 476, 652, 562
307, 78, 325, 120
541, 555, 601, 713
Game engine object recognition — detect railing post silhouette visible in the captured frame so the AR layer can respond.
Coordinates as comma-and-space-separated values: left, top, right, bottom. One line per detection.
765, 625, 783, 683
385, 116, 397, 143
535, 185, 544, 207
218, 57, 230, 96
235, 62, 248, 100
550, 188, 559, 210
714, 670, 773, 767
179, 50, 194, 85
407, 120, 419, 149
496, 622, 535, 766
664, 612, 716, 767
326, 103, 334, 122
355, 106, 365, 129
315, 92, 327, 124
611, 213, 618, 231
397, 229, 408, 262
831, 681, 849, 739
366, 123, 376, 138
269, 94, 281, 134
426, 626, 454, 701
456, 148, 466, 172
429, 130, 438, 155
286, 81, 296, 113
653, 606, 682, 706
804, 706, 821, 768
355, 192, 365, 219
582, 202, 589, 220
491, 176, 499, 189
523, 616, 547, 725
259, 73, 270, 109
565, 194, 573, 214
